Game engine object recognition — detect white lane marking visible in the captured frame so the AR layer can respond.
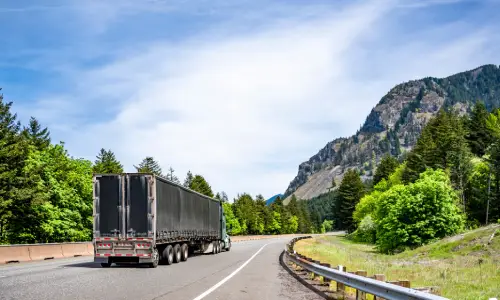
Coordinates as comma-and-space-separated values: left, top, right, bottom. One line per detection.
192, 243, 268, 300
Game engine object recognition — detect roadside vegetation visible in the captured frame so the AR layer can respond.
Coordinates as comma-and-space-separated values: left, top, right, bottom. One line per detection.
295, 225, 500, 300
290, 102, 500, 299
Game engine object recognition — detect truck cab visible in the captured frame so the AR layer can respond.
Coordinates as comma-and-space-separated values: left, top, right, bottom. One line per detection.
221, 206, 231, 251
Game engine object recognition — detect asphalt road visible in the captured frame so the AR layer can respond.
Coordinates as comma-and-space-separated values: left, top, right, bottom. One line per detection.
0, 237, 324, 300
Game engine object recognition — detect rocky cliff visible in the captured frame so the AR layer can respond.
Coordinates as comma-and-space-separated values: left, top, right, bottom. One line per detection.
284, 64, 500, 203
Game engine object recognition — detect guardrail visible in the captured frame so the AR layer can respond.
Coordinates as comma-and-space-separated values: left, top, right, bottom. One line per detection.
284, 236, 449, 300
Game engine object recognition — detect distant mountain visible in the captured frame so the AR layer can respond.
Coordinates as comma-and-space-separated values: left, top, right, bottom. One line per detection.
266, 194, 284, 206
284, 64, 500, 203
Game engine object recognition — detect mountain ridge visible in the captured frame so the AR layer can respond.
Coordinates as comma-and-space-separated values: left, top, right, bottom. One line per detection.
283, 64, 500, 203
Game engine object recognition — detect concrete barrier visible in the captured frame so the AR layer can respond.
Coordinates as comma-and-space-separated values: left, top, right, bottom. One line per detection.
61, 243, 91, 258
87, 243, 94, 255
28, 244, 64, 261
0, 245, 31, 264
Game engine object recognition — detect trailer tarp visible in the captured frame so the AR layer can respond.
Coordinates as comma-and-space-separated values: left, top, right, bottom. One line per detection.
156, 176, 221, 240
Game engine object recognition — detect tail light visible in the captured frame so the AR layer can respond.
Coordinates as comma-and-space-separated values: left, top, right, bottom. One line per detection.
97, 243, 112, 249
136, 243, 151, 249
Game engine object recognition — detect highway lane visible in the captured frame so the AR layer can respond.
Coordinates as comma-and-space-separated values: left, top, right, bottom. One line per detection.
0, 237, 323, 300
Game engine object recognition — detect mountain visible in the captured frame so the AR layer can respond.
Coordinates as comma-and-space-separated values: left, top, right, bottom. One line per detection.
283, 64, 500, 203
266, 194, 284, 206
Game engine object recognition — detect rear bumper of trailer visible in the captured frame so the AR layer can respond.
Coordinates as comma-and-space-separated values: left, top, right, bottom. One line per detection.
94, 255, 154, 264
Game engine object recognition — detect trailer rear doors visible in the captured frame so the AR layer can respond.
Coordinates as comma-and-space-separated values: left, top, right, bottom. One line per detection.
93, 174, 125, 238
93, 174, 155, 240
125, 174, 155, 239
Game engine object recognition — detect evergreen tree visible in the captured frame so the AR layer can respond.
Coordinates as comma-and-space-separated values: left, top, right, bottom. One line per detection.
336, 169, 365, 233
166, 167, 180, 184
189, 174, 214, 197
373, 154, 399, 186
287, 195, 300, 216
22, 117, 50, 150
297, 200, 313, 233
466, 102, 493, 157
0, 90, 34, 243
271, 195, 284, 214
402, 109, 472, 188
134, 156, 163, 176
92, 148, 124, 174
183, 170, 194, 188
220, 191, 228, 202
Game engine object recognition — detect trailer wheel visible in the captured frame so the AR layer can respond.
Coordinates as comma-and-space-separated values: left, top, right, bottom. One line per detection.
217, 242, 221, 253
181, 243, 188, 261
149, 248, 159, 268
173, 244, 181, 263
163, 245, 174, 265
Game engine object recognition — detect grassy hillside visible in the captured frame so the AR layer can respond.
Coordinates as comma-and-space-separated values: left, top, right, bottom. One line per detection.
294, 224, 500, 300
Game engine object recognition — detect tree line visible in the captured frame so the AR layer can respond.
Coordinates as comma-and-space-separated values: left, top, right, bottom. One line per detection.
0, 91, 331, 244
328, 101, 500, 253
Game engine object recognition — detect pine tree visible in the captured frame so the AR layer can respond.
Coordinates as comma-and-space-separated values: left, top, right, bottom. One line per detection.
183, 170, 194, 188
220, 191, 228, 202
466, 101, 493, 157
189, 174, 214, 197
287, 195, 300, 217
134, 156, 163, 176
22, 117, 50, 150
373, 154, 399, 185
297, 200, 313, 233
336, 169, 365, 233
0, 90, 34, 243
166, 167, 180, 184
93, 148, 124, 174
271, 196, 284, 214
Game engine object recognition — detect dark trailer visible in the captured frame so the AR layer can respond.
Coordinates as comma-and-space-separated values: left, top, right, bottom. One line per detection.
93, 173, 231, 268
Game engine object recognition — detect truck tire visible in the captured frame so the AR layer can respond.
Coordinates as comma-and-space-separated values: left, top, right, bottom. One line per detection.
226, 240, 231, 251
149, 248, 159, 268
173, 244, 181, 263
163, 245, 174, 265
181, 243, 188, 261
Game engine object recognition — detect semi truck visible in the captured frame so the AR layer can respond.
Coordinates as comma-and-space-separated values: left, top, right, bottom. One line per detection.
92, 173, 231, 268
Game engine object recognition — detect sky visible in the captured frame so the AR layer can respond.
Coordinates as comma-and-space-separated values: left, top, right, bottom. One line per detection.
1, 0, 499, 201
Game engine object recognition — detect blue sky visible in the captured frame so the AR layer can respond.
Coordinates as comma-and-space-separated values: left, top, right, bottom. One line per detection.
1, 0, 499, 201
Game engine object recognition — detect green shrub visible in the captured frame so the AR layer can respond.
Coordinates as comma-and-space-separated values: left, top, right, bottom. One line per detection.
375, 169, 465, 254
350, 215, 377, 243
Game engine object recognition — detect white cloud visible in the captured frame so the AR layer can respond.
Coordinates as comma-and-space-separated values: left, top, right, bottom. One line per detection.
18, 0, 500, 201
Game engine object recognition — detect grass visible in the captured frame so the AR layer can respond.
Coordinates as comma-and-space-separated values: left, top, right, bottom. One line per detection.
294, 224, 500, 300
